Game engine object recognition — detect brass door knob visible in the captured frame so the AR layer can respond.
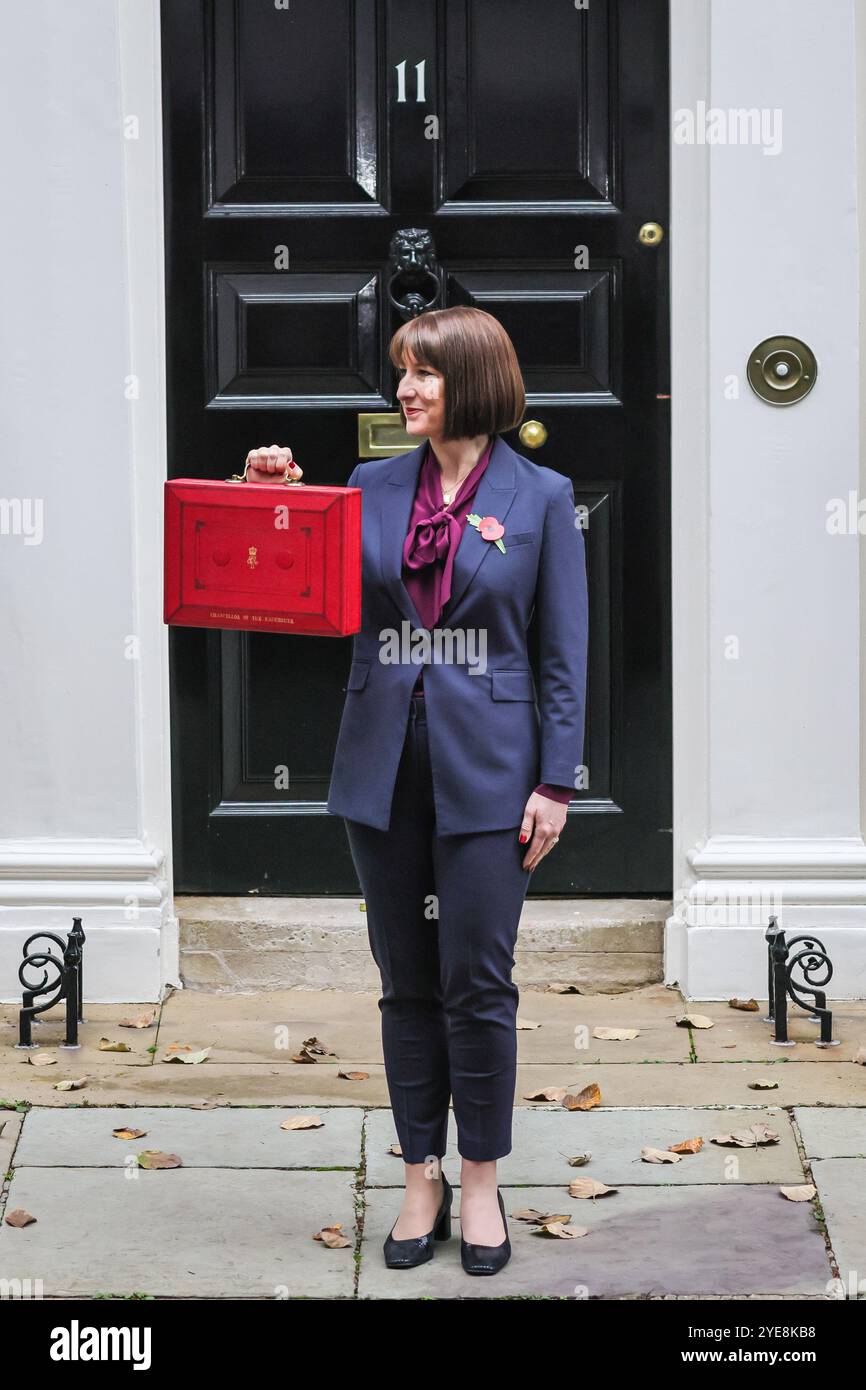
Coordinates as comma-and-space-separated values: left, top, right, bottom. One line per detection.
638, 221, 665, 246
519, 419, 548, 449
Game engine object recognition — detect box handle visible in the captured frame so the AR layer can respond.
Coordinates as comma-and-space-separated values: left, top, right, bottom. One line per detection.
225, 458, 305, 486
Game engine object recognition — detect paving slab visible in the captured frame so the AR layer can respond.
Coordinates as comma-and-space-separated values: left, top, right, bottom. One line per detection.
14, 987, 866, 1075
156, 983, 691, 1064
510, 984, 692, 1062
0, 1168, 357, 1299
156, 988, 385, 1064
13, 1106, 365, 1170
358, 1183, 832, 1299
0, 1004, 158, 1067
364, 1106, 806, 1187
794, 1107, 866, 1159
688, 1000, 866, 1062
809, 1159, 866, 1295
4, 1059, 866, 1110
0, 1062, 394, 1108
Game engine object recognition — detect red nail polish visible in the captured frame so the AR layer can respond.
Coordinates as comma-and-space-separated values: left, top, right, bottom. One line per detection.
519, 833, 528, 843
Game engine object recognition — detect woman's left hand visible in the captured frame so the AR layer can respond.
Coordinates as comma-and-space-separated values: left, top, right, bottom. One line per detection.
519, 792, 567, 871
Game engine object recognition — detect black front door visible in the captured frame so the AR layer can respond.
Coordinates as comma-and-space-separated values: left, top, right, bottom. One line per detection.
162, 0, 671, 895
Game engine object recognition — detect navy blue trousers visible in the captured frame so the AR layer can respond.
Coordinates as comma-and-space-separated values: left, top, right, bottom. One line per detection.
343, 693, 533, 1163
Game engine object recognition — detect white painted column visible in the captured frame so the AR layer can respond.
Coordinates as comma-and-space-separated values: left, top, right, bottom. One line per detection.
0, 0, 176, 1001
668, 0, 866, 998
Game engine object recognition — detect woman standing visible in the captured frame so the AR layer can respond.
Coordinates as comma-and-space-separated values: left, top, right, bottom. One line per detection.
249, 305, 588, 1276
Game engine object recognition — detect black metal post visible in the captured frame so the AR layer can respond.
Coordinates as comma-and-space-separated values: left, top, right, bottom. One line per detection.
763, 916, 838, 1046
16, 918, 85, 1050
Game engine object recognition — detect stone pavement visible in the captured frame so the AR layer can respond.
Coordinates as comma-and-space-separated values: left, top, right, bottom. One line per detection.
0, 984, 864, 1299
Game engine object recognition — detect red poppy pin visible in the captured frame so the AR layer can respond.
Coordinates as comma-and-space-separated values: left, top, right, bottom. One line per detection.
466, 512, 506, 553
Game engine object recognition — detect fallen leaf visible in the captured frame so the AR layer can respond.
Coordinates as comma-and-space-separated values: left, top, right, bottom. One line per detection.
52, 1077, 88, 1092
112, 1127, 147, 1140
641, 1146, 682, 1164
164, 1042, 193, 1055
567, 1152, 593, 1167
302, 1036, 337, 1057
514, 1208, 572, 1224
729, 998, 760, 1012
4, 1208, 36, 1227
675, 1013, 714, 1029
291, 1048, 320, 1064
119, 1011, 157, 1029
710, 1123, 779, 1148
747, 1078, 779, 1090
98, 1038, 132, 1053
593, 1027, 640, 1041
743, 1121, 779, 1145
563, 1083, 601, 1111
551, 984, 582, 994
27, 1054, 57, 1067
137, 1150, 182, 1169
163, 1048, 211, 1066
280, 1114, 324, 1130
388, 1143, 403, 1156
523, 1087, 567, 1103
569, 1177, 617, 1199
314, 1224, 351, 1248
669, 1136, 703, 1155
853, 1046, 866, 1066
337, 1069, 369, 1081
516, 1018, 541, 1030
533, 1221, 589, 1239
780, 1184, 816, 1202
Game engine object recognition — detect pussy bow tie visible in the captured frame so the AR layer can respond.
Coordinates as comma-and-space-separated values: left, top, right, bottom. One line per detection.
403, 505, 462, 569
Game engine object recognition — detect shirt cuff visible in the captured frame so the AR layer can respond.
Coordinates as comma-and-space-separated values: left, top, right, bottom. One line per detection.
533, 782, 573, 805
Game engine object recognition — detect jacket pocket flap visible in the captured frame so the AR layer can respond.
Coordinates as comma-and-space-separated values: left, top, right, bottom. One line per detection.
346, 659, 371, 691
491, 669, 535, 701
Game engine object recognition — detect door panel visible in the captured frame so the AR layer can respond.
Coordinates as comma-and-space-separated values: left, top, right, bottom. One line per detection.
439, 0, 612, 208
208, 0, 384, 210
162, 0, 671, 894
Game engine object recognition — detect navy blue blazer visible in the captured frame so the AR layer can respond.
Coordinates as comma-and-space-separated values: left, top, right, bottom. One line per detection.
326, 433, 588, 835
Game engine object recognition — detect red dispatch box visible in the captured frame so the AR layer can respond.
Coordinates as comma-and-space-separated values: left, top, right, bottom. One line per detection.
164, 477, 362, 637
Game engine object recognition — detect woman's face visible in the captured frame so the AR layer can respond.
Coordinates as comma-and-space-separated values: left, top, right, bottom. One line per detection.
395, 353, 446, 438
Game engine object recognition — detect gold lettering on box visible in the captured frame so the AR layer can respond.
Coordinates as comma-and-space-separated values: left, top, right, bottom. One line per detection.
207, 609, 295, 625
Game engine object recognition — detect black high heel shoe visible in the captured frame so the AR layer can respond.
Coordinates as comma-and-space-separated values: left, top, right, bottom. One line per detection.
460, 1186, 511, 1276
383, 1172, 453, 1268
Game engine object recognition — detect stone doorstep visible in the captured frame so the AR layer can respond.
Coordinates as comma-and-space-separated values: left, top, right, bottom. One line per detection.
176, 896, 670, 993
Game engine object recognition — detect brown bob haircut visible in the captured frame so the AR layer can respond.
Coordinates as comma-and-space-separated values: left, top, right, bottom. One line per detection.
389, 305, 525, 441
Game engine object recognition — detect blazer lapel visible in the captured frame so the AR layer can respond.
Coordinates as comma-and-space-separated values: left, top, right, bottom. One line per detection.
442, 434, 518, 617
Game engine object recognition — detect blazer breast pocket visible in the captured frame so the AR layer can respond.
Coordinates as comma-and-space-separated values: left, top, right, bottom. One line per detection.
505, 531, 536, 548
346, 658, 371, 692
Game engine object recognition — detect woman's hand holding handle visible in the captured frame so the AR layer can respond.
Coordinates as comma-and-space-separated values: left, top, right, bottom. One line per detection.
245, 444, 303, 484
